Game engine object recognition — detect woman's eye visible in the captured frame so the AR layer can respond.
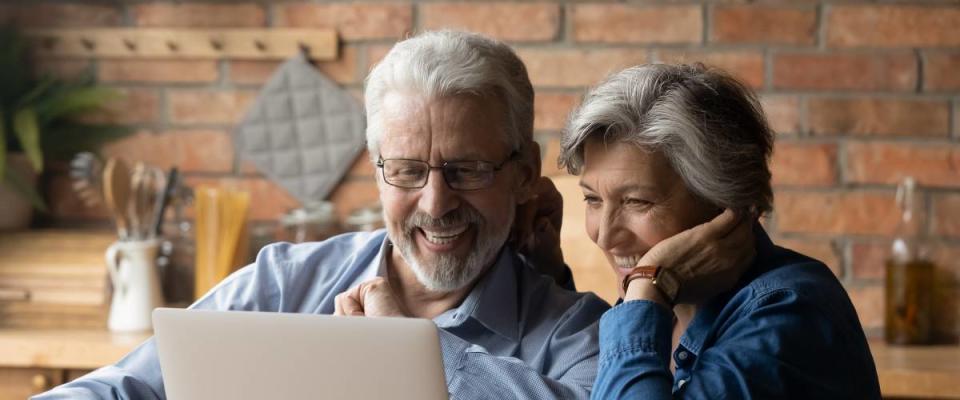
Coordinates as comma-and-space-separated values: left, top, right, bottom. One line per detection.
583, 195, 601, 205
624, 198, 651, 207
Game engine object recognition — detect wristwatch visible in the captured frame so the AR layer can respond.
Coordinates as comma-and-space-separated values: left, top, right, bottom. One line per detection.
622, 265, 680, 305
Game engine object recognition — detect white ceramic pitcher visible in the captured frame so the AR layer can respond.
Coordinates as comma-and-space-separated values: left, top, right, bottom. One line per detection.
106, 239, 164, 332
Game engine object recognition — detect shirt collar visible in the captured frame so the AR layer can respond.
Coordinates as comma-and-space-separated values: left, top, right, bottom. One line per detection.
375, 237, 520, 342
679, 222, 774, 357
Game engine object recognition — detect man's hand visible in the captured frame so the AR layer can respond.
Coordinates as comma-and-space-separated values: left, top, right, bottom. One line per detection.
629, 209, 756, 305
513, 177, 566, 282
333, 277, 410, 317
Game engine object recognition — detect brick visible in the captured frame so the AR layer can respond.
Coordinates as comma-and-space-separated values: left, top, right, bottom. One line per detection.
365, 44, 393, 72
83, 88, 161, 125
775, 191, 918, 236
133, 3, 265, 27
7, 4, 122, 27
421, 3, 559, 42
759, 96, 801, 135
807, 98, 950, 137
518, 48, 649, 88
275, 3, 412, 41
658, 50, 765, 89
347, 150, 376, 179
924, 52, 960, 92
102, 130, 234, 174
933, 194, 960, 238
773, 53, 916, 91
33, 59, 93, 81
534, 92, 580, 132
770, 142, 837, 187
168, 90, 257, 125
99, 60, 219, 84
572, 4, 702, 44
847, 284, 884, 331
712, 5, 816, 46
229, 46, 359, 85
846, 142, 960, 188
827, 5, 960, 48
329, 179, 381, 221
539, 136, 566, 178
851, 241, 888, 280
185, 176, 301, 222
775, 237, 841, 277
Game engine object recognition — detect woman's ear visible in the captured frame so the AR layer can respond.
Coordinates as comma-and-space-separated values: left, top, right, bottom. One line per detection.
515, 143, 542, 204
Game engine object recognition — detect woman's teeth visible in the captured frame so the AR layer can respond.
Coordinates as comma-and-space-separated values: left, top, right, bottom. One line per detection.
422, 225, 469, 244
613, 255, 642, 269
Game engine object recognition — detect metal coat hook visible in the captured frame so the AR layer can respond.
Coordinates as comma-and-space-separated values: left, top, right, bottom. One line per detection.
80, 37, 95, 51
210, 39, 224, 51
298, 42, 310, 58
123, 38, 137, 51
166, 40, 178, 52
254, 39, 267, 52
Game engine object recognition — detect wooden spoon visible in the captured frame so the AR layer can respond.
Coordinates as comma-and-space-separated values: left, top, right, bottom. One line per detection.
102, 158, 132, 240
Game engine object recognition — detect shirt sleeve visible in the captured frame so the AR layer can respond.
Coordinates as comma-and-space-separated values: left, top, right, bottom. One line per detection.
438, 298, 601, 400
31, 256, 284, 400
593, 290, 880, 400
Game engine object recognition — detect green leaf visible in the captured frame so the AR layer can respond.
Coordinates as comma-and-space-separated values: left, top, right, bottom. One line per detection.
36, 86, 120, 123
2, 162, 47, 212
13, 108, 42, 172
0, 107, 6, 182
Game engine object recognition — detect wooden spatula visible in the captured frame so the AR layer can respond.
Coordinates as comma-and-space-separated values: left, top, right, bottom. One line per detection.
102, 158, 132, 240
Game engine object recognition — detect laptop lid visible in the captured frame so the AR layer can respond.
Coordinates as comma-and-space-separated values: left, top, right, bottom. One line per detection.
153, 308, 449, 400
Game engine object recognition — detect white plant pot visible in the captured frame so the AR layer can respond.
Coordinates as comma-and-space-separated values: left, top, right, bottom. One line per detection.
0, 154, 37, 231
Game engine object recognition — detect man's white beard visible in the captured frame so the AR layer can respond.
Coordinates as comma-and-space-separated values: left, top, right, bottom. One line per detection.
393, 204, 513, 293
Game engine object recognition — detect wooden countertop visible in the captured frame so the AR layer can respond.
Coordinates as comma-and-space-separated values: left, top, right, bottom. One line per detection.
0, 329, 150, 370
871, 340, 960, 399
0, 330, 957, 398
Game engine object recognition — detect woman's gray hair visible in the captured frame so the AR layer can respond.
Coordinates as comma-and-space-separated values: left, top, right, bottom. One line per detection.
559, 63, 774, 215
364, 30, 535, 159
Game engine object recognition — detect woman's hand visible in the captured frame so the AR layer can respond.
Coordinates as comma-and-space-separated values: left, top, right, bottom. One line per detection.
513, 177, 567, 283
626, 209, 756, 305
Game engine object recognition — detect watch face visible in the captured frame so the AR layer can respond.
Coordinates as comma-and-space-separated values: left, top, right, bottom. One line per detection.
654, 269, 680, 302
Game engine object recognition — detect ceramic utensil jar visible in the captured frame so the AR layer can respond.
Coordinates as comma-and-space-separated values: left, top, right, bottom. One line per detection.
106, 239, 164, 332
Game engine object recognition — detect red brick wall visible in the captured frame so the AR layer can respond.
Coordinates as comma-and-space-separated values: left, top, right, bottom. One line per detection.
4, 1, 958, 339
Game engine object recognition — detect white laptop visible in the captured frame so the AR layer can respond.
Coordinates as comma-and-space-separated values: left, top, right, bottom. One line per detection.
153, 308, 449, 400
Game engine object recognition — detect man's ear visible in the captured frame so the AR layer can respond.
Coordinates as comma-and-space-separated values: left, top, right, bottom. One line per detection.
515, 142, 542, 205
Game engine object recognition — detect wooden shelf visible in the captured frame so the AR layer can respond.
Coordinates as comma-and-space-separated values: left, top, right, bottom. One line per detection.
25, 28, 338, 60
0, 329, 150, 370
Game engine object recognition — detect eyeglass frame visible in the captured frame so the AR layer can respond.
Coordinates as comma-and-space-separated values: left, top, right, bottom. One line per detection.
375, 151, 520, 191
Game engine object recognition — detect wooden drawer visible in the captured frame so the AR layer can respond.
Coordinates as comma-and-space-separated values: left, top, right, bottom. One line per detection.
0, 367, 63, 400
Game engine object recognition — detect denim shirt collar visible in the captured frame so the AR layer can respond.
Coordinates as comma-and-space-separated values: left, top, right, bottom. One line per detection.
678, 223, 775, 357
376, 237, 520, 342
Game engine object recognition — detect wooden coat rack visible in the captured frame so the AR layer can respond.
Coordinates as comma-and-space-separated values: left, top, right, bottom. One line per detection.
25, 28, 338, 60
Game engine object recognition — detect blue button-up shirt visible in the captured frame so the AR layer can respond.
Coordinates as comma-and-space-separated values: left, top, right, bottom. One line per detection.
36, 230, 610, 399
592, 226, 881, 399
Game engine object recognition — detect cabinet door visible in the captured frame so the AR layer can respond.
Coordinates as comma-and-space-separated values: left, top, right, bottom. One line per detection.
0, 368, 63, 400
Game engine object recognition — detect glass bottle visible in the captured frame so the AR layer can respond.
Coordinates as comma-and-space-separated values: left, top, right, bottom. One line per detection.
884, 177, 935, 345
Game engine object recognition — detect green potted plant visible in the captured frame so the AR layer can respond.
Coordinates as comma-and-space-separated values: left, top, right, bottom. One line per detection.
0, 26, 131, 229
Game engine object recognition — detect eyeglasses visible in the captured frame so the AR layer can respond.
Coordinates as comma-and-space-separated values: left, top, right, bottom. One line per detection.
376, 152, 518, 191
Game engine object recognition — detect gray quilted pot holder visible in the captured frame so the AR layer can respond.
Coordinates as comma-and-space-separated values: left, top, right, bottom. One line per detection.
234, 53, 365, 203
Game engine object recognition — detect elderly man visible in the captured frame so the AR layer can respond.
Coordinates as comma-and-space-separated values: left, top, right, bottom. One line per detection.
35, 31, 609, 399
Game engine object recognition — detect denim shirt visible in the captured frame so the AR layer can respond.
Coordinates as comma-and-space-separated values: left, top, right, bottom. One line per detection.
593, 225, 881, 399
36, 230, 609, 400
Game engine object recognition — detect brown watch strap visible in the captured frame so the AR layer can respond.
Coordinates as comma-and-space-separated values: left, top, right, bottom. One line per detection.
622, 265, 660, 293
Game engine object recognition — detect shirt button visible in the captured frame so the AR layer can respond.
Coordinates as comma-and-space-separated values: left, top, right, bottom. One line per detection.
677, 351, 689, 361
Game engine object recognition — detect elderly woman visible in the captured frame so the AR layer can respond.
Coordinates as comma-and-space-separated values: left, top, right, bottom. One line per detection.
557, 64, 881, 399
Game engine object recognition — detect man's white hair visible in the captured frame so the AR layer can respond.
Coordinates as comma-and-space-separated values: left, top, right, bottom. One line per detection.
364, 30, 534, 159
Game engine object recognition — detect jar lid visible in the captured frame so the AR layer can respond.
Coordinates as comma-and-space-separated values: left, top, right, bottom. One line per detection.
345, 205, 383, 226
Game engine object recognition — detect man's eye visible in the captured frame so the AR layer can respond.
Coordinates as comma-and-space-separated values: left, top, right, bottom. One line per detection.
583, 195, 601, 205
397, 167, 424, 177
